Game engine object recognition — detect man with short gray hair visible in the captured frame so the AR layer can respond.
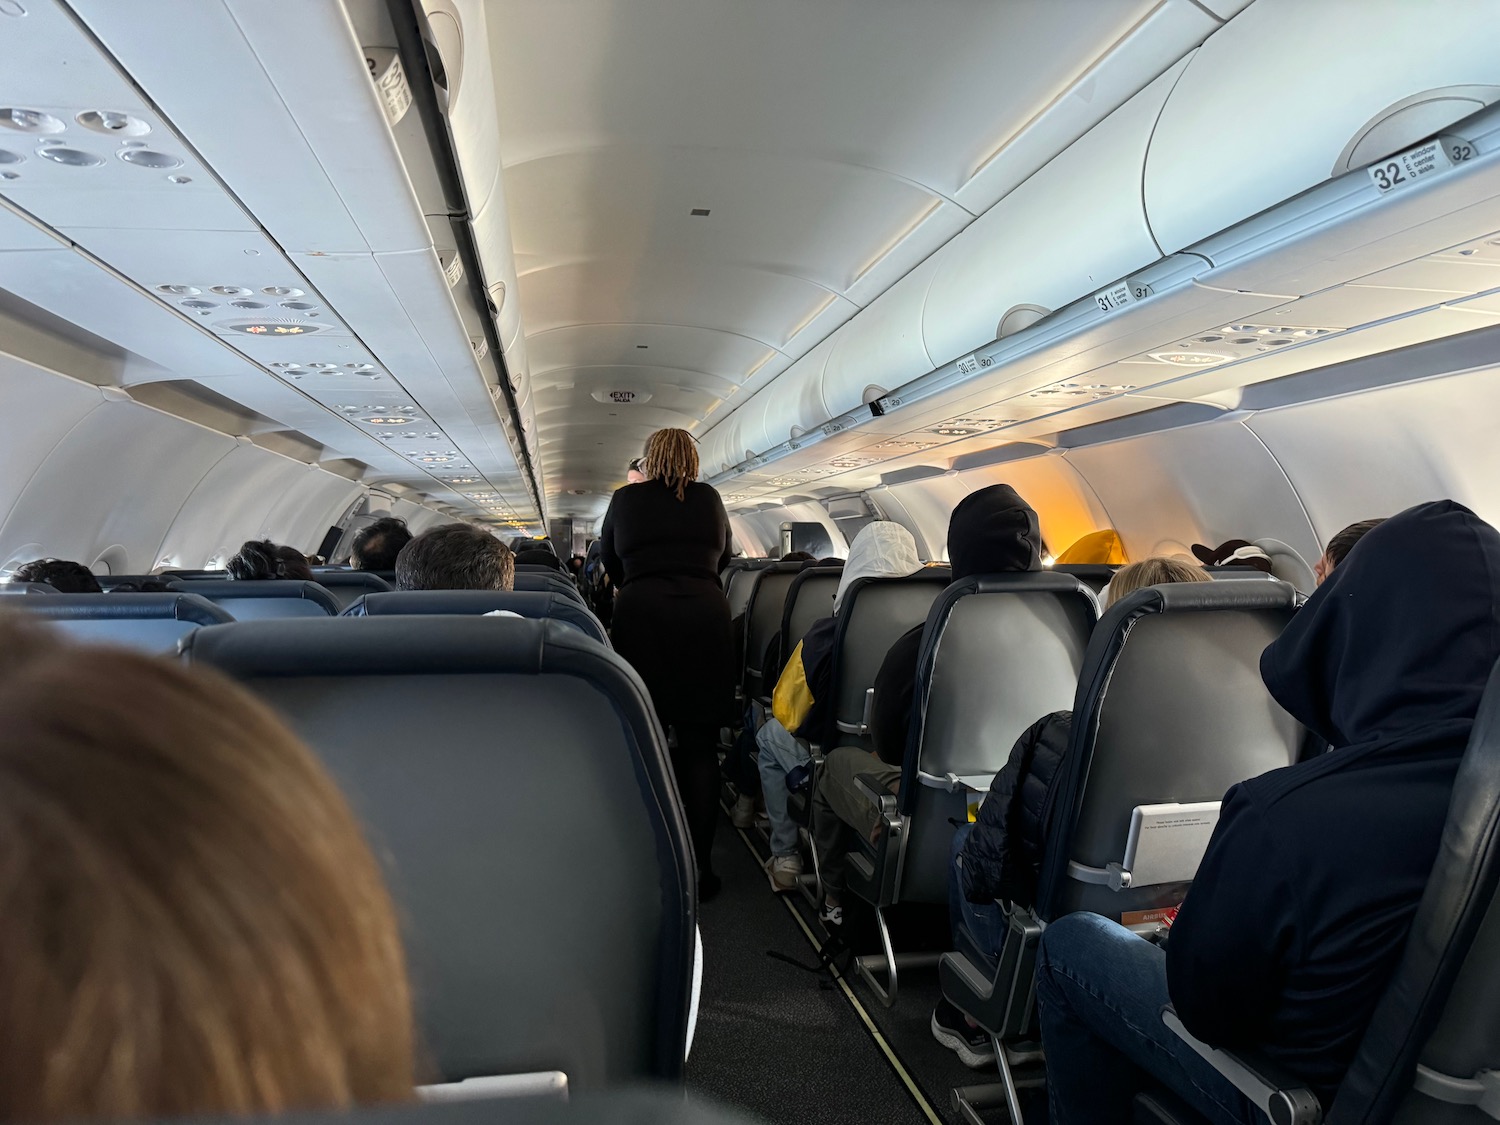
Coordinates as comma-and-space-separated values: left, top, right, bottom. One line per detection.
394, 523, 515, 592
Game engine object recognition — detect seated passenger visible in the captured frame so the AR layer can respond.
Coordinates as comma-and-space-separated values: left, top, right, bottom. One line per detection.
110, 578, 172, 593
0, 618, 414, 1119
754, 522, 921, 891
515, 547, 567, 573
350, 516, 412, 572
226, 540, 314, 582
1313, 517, 1385, 585
626, 457, 647, 485
813, 484, 1042, 926
394, 523, 515, 592
932, 557, 1209, 1067
780, 550, 815, 564
1034, 500, 1500, 1123
11, 558, 102, 593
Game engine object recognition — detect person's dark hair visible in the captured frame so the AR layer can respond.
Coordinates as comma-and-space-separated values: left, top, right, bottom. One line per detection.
0, 618, 414, 1119
12, 559, 102, 594
226, 541, 313, 582
395, 523, 515, 591
780, 550, 815, 563
350, 517, 412, 572
1325, 518, 1386, 569
515, 548, 566, 572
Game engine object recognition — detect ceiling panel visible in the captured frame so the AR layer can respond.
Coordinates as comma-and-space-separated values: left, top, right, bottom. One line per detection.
484, 0, 1213, 518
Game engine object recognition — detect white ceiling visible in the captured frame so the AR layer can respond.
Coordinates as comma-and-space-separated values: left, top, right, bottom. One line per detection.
484, 0, 1230, 518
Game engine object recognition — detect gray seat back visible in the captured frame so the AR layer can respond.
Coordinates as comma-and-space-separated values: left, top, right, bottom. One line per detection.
513, 571, 586, 604
0, 581, 58, 594
342, 590, 608, 645
781, 566, 843, 656
4, 592, 233, 652
892, 574, 1098, 904
741, 563, 802, 697
725, 565, 764, 619
306, 570, 393, 610
167, 579, 339, 619
824, 570, 952, 751
181, 616, 694, 1088
1038, 580, 1304, 921
1327, 659, 1500, 1125
1051, 564, 1117, 594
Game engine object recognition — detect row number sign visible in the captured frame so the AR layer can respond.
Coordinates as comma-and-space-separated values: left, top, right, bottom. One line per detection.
955, 352, 996, 377
1367, 135, 1474, 195
1095, 281, 1134, 314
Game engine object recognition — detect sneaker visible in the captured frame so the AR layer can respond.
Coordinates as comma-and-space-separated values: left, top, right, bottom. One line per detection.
931, 999, 996, 1069
731, 794, 756, 829
764, 853, 802, 892
819, 901, 843, 928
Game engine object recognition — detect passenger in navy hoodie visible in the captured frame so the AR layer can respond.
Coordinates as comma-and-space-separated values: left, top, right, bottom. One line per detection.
1036, 500, 1500, 1124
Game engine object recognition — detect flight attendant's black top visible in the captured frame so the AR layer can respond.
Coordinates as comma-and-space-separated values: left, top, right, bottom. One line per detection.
600, 480, 734, 727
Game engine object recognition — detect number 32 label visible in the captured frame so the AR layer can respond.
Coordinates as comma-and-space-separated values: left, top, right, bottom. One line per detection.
1368, 136, 1474, 195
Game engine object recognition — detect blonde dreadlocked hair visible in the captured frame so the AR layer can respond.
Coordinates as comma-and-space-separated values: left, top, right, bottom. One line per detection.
640, 428, 700, 501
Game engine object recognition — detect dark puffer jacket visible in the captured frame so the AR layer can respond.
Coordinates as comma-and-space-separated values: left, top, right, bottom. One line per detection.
956, 711, 1072, 910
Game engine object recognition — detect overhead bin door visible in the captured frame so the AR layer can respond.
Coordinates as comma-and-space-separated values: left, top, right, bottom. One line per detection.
1145, 0, 1500, 254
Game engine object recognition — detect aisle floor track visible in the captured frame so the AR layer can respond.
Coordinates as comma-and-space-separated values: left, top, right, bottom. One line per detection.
686, 815, 942, 1125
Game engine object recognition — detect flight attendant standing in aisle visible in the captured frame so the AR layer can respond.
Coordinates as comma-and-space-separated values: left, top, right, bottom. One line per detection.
601, 427, 734, 901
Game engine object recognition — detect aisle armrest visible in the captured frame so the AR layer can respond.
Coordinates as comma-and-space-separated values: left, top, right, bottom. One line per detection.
1161, 1007, 1322, 1125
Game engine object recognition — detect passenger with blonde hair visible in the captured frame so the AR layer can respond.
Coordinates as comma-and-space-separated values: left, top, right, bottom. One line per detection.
931, 557, 1210, 1067
601, 427, 734, 901
0, 617, 415, 1120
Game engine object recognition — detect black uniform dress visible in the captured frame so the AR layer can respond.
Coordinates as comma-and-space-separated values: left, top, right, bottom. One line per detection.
600, 478, 734, 890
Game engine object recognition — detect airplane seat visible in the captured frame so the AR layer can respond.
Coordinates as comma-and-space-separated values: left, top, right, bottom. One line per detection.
2, 592, 234, 653
724, 565, 765, 620
342, 590, 608, 646
845, 573, 1099, 1006
1051, 563, 1118, 594
0, 581, 59, 594
739, 563, 804, 701
513, 571, 587, 604
1254, 538, 1318, 595
1139, 656, 1500, 1125
180, 616, 694, 1089
1203, 566, 1278, 581
940, 580, 1304, 1121
779, 564, 844, 671
167, 579, 340, 620
819, 569, 954, 753
309, 570, 394, 610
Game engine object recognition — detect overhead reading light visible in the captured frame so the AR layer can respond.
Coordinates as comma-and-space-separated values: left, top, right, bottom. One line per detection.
76, 110, 151, 136
37, 146, 104, 167
262, 286, 304, 298
0, 107, 63, 133
1148, 351, 1229, 367
117, 148, 181, 169
157, 284, 200, 296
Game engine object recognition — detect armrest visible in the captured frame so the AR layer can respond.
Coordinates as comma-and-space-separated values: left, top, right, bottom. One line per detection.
837, 687, 876, 736
1161, 1007, 1322, 1125
853, 772, 899, 824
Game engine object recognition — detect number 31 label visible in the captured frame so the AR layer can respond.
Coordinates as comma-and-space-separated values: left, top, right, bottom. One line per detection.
1368, 137, 1473, 194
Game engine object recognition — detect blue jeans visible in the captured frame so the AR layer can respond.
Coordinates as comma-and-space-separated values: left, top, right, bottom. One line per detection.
755, 718, 808, 857
948, 823, 1007, 954
1035, 913, 1260, 1125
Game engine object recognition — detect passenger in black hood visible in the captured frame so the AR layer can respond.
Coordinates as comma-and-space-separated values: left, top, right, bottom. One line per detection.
1033, 500, 1500, 1123
946, 483, 1043, 580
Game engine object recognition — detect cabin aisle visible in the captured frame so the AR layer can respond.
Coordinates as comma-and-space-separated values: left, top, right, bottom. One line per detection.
687, 822, 930, 1125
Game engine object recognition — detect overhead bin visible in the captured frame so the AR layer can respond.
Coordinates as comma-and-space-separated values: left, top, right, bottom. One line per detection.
820, 252, 944, 422
1145, 0, 1500, 254
919, 57, 1187, 373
